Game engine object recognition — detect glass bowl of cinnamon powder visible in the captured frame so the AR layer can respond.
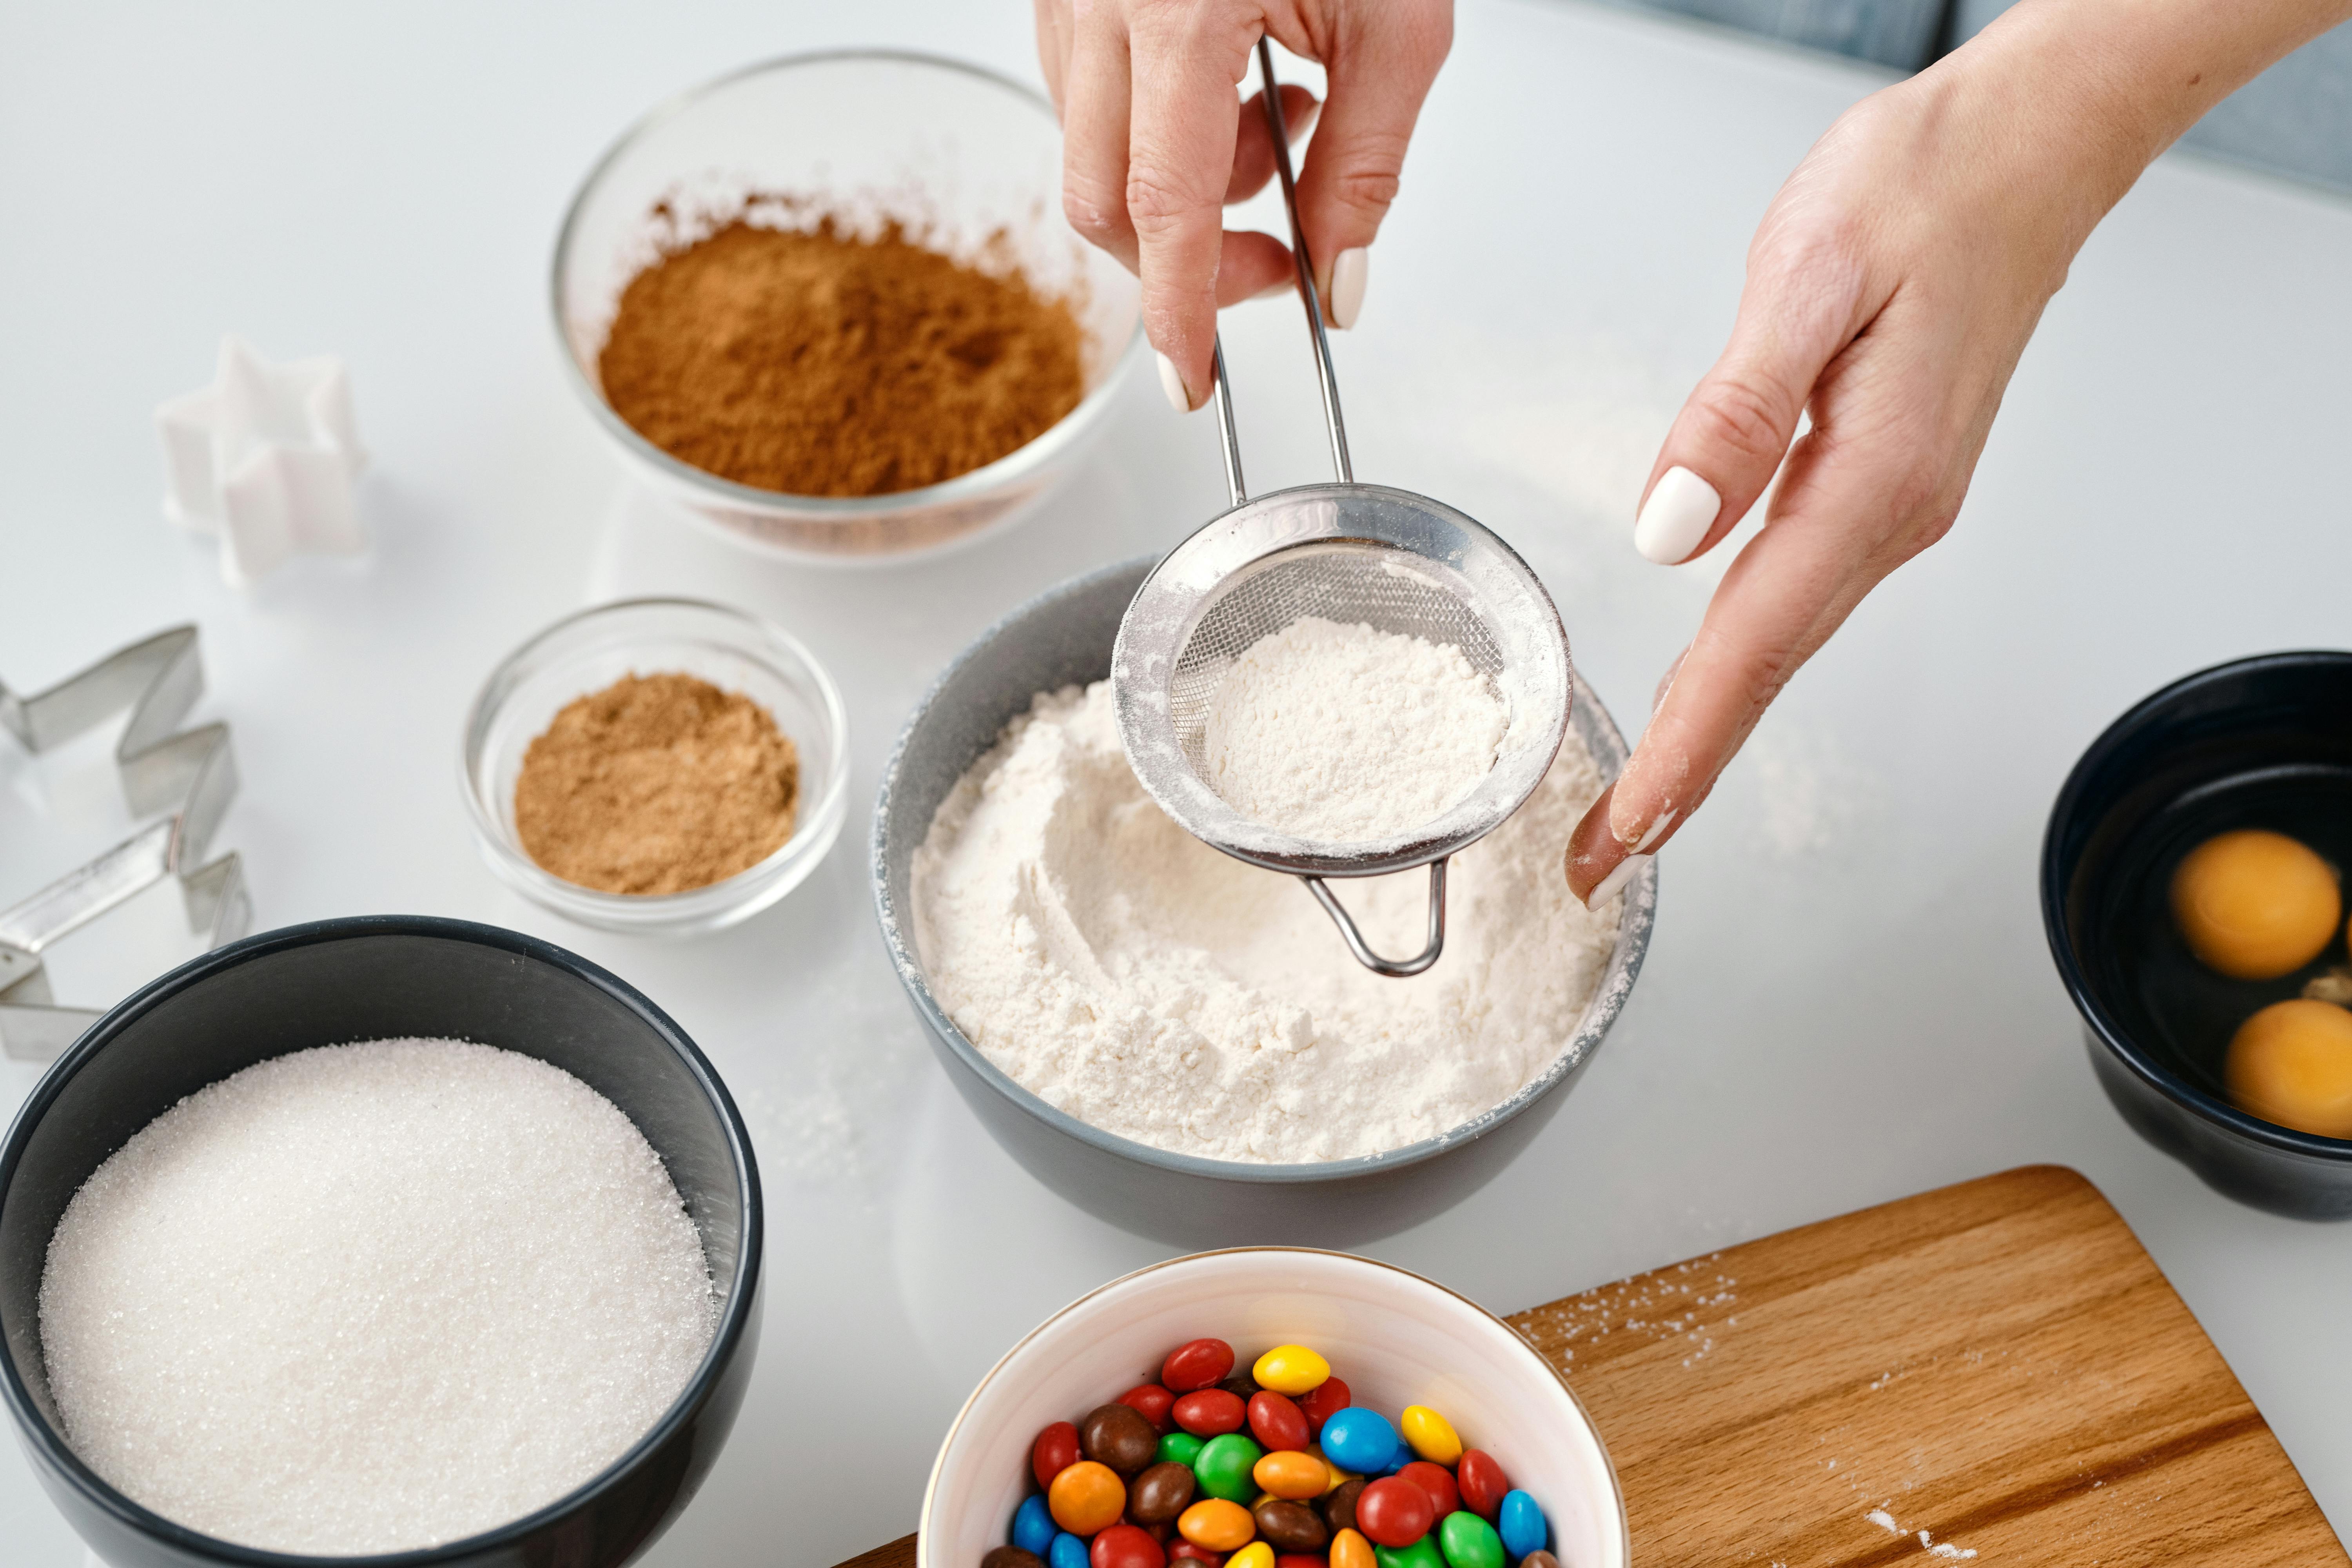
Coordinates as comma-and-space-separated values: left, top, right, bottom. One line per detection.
463, 599, 849, 934
552, 51, 1144, 564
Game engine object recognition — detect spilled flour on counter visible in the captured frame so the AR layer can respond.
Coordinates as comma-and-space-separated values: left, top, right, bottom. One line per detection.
910, 679, 1621, 1162
1202, 617, 1509, 842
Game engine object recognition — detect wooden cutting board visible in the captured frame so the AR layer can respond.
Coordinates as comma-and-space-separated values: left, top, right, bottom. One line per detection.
845, 1167, 2341, 1568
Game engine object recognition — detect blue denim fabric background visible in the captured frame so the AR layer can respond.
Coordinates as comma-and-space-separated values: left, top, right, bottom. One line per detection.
1605, 0, 2351, 194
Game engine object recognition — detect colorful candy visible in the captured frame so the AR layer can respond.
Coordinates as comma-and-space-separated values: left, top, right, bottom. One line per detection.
1495, 1493, 1546, 1561
1436, 1512, 1504, 1568
1006, 1338, 1555, 1568
1050, 1461, 1127, 1536
1174, 1390, 1248, 1439
1252, 1450, 1328, 1501
1454, 1453, 1508, 1520
1251, 1345, 1331, 1396
1317, 1409, 1399, 1477
1398, 1408, 1461, 1467
1016, 1496, 1060, 1555
1180, 1499, 1257, 1553
1163, 1339, 1237, 1394
1193, 1433, 1265, 1503
1354, 1477, 1434, 1549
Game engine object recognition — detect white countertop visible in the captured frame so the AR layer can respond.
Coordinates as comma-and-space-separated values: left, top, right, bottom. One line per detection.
4, 1, 2349, 1561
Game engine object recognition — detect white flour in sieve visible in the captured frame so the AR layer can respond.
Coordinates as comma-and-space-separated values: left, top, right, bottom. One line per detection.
38, 1038, 718, 1555
911, 681, 1622, 1162
1202, 617, 1509, 842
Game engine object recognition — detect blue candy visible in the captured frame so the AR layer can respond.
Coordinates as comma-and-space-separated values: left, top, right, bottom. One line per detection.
1319, 1406, 1400, 1474
1497, 1491, 1549, 1561
1050, 1533, 1090, 1568
1013, 1495, 1056, 1556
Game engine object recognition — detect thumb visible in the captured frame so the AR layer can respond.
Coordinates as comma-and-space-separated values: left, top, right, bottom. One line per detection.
1631, 252, 1869, 566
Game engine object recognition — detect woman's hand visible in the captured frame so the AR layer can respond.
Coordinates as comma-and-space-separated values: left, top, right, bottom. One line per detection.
1035, 0, 1452, 410
1566, 0, 2352, 909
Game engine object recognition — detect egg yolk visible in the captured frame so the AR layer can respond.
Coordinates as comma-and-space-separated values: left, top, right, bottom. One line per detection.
2169, 829, 2341, 980
2226, 998, 2352, 1139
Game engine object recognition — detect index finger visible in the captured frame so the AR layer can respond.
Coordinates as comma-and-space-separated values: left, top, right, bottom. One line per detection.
1124, 6, 1259, 407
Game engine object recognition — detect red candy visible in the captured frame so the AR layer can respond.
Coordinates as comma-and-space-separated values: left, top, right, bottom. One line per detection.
1162, 1338, 1236, 1394
1093, 1524, 1169, 1568
1034, 1421, 1082, 1490
1171, 1388, 1247, 1437
1276, 1558, 1328, 1568
1299, 1377, 1351, 1437
1169, 1546, 1223, 1568
1455, 1451, 1510, 1519
1247, 1390, 1310, 1453
1396, 1462, 1458, 1520
1120, 1383, 1177, 1433
1355, 1478, 1435, 1548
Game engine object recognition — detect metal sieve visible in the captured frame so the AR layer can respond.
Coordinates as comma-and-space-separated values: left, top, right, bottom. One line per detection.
1111, 40, 1571, 978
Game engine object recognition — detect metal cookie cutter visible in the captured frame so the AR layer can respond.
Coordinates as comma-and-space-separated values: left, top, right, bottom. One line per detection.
1, 626, 250, 1061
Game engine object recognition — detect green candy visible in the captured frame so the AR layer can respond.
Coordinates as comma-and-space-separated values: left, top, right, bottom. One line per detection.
1192, 1433, 1265, 1502
1376, 1537, 1445, 1568
1438, 1512, 1506, 1568
1158, 1430, 1206, 1468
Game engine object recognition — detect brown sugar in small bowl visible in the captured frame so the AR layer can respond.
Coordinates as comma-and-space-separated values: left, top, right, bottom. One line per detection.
462, 600, 849, 935
552, 51, 1145, 565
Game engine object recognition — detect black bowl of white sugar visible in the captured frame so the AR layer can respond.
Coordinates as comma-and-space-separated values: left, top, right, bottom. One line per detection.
0, 915, 762, 1568
871, 556, 1657, 1245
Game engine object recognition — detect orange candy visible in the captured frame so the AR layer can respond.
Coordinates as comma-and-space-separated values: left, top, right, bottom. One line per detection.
1179, 1498, 1259, 1553
1331, 1528, 1377, 1568
1253, 1450, 1329, 1501
1049, 1460, 1127, 1536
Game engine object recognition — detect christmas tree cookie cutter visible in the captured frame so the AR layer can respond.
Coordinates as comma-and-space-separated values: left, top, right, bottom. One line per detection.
0, 626, 250, 1062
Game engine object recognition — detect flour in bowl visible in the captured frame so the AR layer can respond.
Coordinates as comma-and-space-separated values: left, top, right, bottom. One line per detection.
909, 680, 1621, 1162
1202, 617, 1510, 842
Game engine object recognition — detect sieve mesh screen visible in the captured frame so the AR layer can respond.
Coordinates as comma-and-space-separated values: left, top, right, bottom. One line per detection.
1167, 542, 1506, 774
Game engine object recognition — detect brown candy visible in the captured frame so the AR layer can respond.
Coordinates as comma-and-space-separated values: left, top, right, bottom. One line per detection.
1521, 1555, 1561, 1568
1322, 1477, 1368, 1535
1082, 1402, 1162, 1475
1254, 1499, 1330, 1553
1129, 1461, 1198, 1524
1217, 1371, 1261, 1402
984, 1550, 1045, 1568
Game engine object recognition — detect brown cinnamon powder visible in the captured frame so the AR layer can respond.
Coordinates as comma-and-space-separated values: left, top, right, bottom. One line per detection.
515, 673, 798, 896
597, 218, 1085, 496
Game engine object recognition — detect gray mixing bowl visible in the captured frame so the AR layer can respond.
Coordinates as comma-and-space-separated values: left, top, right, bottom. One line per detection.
871, 556, 1656, 1245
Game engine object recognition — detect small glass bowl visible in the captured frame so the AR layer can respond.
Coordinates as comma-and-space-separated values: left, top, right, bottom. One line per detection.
462, 599, 849, 935
551, 49, 1145, 565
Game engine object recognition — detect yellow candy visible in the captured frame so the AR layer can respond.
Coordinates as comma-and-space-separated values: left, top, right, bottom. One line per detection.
1254, 1449, 1330, 1501
1252, 1344, 1332, 1396
1180, 1499, 1257, 1553
1332, 1528, 1378, 1568
1230, 1546, 1276, 1568
1399, 1405, 1462, 1465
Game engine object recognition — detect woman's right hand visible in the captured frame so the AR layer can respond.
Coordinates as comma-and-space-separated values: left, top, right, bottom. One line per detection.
1034, 0, 1453, 410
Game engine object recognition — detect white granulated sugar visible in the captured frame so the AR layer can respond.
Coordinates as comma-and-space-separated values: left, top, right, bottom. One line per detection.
1202, 617, 1509, 842
911, 680, 1620, 1162
39, 1038, 717, 1555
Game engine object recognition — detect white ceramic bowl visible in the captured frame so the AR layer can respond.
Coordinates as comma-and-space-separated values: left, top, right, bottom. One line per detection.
552, 50, 1144, 565
920, 1250, 1627, 1568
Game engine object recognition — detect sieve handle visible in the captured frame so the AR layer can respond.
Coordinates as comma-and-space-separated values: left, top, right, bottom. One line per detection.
1205, 37, 1356, 510
1301, 859, 1446, 978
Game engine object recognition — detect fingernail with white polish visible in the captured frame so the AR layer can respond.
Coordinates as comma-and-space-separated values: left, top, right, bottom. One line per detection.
1327, 248, 1368, 330
1633, 466, 1721, 564
1156, 352, 1192, 413
1632, 809, 1676, 854
1584, 853, 1652, 913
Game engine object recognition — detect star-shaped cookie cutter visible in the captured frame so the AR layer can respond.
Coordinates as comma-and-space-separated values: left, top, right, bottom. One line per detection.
1, 626, 250, 1062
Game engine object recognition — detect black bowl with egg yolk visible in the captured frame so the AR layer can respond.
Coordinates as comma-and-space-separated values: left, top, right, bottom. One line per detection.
2043, 650, 2352, 1219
